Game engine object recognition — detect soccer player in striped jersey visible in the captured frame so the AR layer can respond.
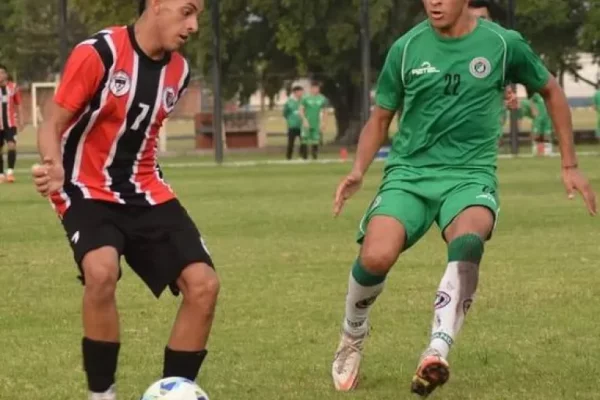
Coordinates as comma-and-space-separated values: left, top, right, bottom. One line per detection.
32, 1, 218, 399
0, 65, 22, 183
331, 0, 596, 397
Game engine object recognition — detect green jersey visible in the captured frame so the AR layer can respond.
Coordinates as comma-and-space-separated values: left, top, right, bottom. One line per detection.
283, 97, 302, 129
594, 90, 600, 112
301, 94, 327, 129
376, 19, 550, 170
519, 98, 533, 119
531, 93, 549, 122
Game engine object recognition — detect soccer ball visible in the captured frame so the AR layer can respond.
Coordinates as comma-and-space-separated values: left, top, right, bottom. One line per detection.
140, 377, 209, 400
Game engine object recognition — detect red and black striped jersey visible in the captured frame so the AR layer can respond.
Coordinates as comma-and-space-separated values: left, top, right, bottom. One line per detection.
50, 25, 191, 217
0, 81, 21, 130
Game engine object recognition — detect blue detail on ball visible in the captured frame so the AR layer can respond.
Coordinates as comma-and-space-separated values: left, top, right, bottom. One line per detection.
160, 381, 178, 392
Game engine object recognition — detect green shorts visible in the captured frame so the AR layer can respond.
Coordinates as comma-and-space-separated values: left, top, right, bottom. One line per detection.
301, 127, 321, 144
357, 167, 500, 249
532, 118, 552, 136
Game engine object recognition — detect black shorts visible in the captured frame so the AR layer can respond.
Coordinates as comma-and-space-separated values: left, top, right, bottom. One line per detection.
0, 127, 17, 144
288, 128, 301, 137
61, 198, 214, 298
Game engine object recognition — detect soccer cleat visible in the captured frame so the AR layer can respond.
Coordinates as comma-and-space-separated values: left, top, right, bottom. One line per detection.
332, 327, 368, 391
0, 174, 5, 184
88, 384, 116, 400
6, 174, 15, 183
410, 349, 450, 398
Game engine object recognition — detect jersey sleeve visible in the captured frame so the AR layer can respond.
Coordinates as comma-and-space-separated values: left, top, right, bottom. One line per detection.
54, 44, 105, 113
375, 39, 405, 111
12, 86, 21, 105
506, 31, 550, 93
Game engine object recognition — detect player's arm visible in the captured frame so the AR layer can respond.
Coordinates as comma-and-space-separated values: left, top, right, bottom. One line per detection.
352, 42, 403, 177
13, 86, 23, 129
506, 31, 595, 214
34, 44, 104, 196
299, 99, 309, 127
334, 40, 404, 215
38, 44, 103, 163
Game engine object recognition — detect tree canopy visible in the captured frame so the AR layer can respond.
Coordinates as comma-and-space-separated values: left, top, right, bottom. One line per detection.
0, 0, 599, 140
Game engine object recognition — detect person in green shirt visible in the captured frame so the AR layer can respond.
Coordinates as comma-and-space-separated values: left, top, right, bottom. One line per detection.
283, 85, 304, 160
330, 0, 597, 397
530, 92, 553, 143
594, 86, 600, 139
299, 81, 328, 160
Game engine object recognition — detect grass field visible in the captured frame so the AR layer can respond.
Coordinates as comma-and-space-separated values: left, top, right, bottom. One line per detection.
1, 153, 600, 399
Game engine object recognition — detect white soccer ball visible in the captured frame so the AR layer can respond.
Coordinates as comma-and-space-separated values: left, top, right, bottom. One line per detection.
140, 377, 209, 400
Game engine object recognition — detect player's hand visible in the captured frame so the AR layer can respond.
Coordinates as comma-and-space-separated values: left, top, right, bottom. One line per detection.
32, 157, 64, 197
334, 171, 364, 217
562, 166, 597, 216
504, 91, 518, 110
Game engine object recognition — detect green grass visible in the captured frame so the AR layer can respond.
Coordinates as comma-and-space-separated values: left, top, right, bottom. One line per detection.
1, 154, 600, 399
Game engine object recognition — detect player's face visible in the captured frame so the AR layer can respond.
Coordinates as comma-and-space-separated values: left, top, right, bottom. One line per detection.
422, 0, 469, 29
469, 6, 491, 20
310, 85, 320, 95
294, 89, 303, 98
156, 0, 202, 51
0, 69, 7, 84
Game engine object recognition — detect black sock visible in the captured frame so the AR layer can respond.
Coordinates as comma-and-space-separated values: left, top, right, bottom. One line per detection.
0, 150, 3, 174
82, 337, 120, 393
163, 347, 208, 381
7, 149, 15, 169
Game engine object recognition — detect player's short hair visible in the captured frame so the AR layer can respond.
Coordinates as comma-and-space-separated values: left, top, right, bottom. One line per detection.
311, 80, 321, 87
292, 85, 303, 92
468, 0, 491, 10
139, 0, 146, 16
0, 64, 7, 72
468, 0, 502, 20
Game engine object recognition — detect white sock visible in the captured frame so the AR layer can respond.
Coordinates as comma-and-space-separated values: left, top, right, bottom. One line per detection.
342, 264, 385, 337
429, 261, 479, 359
89, 384, 116, 400
7, 168, 13, 175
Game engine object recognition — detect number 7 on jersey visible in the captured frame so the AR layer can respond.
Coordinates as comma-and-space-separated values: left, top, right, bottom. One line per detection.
132, 103, 150, 131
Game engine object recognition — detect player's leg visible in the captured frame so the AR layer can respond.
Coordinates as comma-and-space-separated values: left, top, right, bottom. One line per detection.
0, 130, 5, 183
123, 199, 219, 382
61, 200, 126, 399
333, 187, 435, 391
164, 262, 219, 380
411, 183, 498, 397
6, 128, 17, 182
313, 128, 322, 159
299, 128, 309, 160
286, 128, 295, 160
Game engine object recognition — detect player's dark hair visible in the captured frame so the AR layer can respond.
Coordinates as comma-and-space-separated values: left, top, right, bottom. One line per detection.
292, 85, 303, 92
0, 64, 7, 72
468, 0, 491, 10
311, 80, 321, 87
469, 0, 503, 21
138, 0, 146, 16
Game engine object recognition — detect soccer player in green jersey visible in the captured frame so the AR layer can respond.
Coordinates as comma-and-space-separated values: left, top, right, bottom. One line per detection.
530, 92, 553, 149
283, 85, 304, 160
330, 0, 597, 397
594, 85, 600, 139
299, 81, 328, 160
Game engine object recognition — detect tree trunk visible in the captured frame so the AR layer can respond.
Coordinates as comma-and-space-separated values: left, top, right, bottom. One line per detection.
324, 78, 363, 145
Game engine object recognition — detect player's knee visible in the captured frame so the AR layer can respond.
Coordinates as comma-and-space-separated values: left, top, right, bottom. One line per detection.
180, 264, 220, 311
360, 245, 397, 275
447, 233, 484, 264
82, 260, 119, 302
7, 141, 15, 150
